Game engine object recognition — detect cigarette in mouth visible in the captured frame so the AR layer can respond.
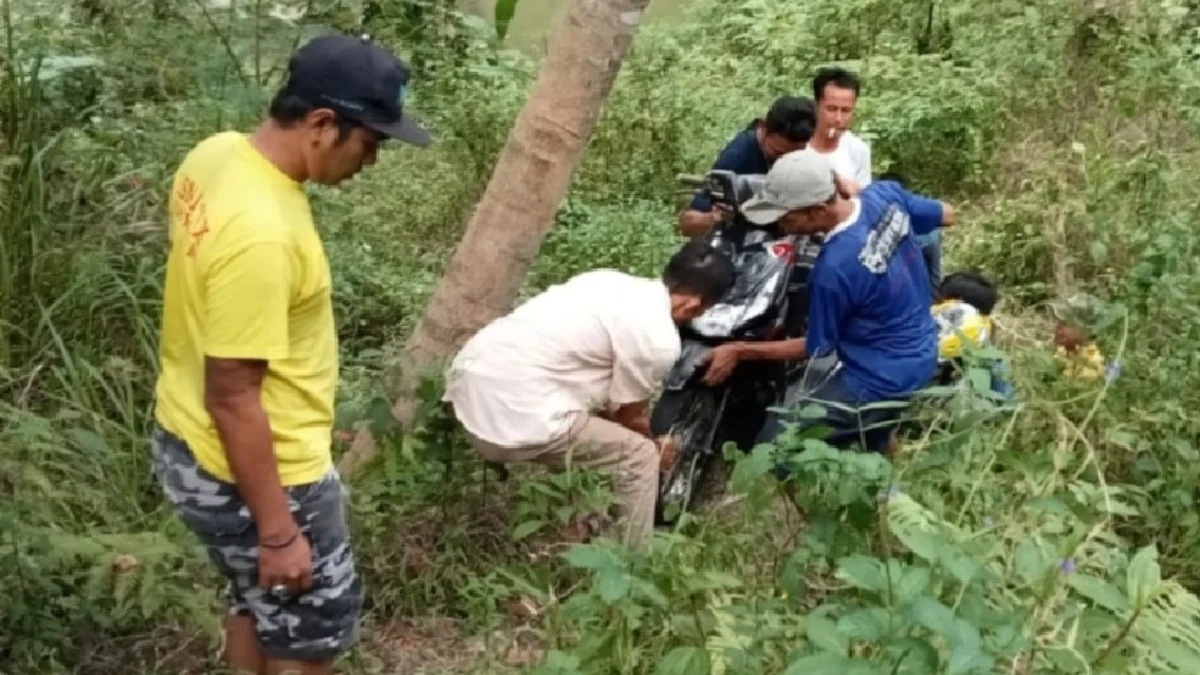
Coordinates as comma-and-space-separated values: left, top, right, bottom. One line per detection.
828, 128, 837, 139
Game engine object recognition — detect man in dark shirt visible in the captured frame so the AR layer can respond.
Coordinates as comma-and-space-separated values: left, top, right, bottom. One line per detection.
677, 96, 817, 237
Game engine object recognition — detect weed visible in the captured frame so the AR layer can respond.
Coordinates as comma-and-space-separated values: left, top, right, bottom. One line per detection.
4, 0, 1200, 671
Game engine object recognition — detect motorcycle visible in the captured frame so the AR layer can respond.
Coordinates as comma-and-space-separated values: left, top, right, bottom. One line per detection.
649, 170, 821, 525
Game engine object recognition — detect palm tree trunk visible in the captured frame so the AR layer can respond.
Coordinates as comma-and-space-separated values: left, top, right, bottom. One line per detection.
338, 0, 655, 476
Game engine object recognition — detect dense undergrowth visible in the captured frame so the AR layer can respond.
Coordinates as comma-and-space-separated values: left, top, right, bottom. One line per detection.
3, 0, 1200, 672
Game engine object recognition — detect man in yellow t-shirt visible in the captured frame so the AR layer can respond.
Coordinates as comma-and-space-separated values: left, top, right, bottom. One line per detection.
150, 33, 430, 675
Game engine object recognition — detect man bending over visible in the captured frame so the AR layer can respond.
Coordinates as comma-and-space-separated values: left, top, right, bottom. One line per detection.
443, 239, 735, 547
698, 152, 955, 455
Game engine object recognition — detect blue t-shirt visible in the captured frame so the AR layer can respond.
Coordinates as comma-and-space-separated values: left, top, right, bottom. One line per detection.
805, 181, 944, 401
689, 121, 771, 212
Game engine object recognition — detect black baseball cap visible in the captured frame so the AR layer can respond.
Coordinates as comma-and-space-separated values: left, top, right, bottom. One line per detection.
284, 33, 431, 147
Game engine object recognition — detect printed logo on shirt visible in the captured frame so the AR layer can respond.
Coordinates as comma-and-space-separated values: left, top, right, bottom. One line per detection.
858, 205, 911, 274
171, 175, 210, 256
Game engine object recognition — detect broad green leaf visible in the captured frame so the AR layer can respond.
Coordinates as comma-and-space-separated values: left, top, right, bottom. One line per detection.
895, 529, 942, 562
1067, 573, 1131, 614
939, 544, 986, 586
948, 618, 983, 651
1025, 497, 1071, 519
947, 642, 994, 674
779, 548, 810, 600
669, 613, 713, 639
67, 427, 108, 455
532, 650, 584, 675
1127, 545, 1162, 609
784, 653, 885, 674
494, 0, 519, 42
561, 544, 612, 571
884, 637, 941, 673
631, 578, 669, 608
655, 646, 710, 675
512, 520, 545, 540
730, 443, 775, 493
967, 366, 991, 394
837, 608, 890, 641
957, 591, 1011, 631
1014, 538, 1047, 585
987, 622, 1030, 655
909, 597, 957, 642
596, 570, 632, 603
836, 554, 889, 593
699, 571, 743, 590
896, 566, 932, 603
366, 396, 400, 438
784, 653, 852, 674
805, 615, 849, 654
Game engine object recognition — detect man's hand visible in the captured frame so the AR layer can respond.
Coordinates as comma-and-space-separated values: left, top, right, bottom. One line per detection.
656, 435, 678, 473
940, 202, 957, 227
259, 532, 314, 594
835, 174, 861, 198
678, 205, 733, 237
699, 344, 742, 385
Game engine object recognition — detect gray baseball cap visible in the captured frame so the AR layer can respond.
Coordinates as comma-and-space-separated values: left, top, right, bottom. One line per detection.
741, 150, 838, 225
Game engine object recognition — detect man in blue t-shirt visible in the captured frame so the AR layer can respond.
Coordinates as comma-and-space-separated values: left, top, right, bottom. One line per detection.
677, 96, 817, 237
696, 151, 956, 455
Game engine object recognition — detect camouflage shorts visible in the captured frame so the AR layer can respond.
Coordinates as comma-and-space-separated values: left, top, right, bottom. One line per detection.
150, 425, 363, 662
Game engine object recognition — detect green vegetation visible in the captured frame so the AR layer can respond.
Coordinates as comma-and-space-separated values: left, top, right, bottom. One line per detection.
3, 0, 1200, 672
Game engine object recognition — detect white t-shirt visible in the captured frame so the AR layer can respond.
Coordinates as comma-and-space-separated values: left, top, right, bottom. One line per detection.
443, 270, 682, 448
808, 130, 872, 188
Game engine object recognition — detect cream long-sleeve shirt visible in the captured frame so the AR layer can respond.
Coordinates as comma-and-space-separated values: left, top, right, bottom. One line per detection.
444, 270, 682, 448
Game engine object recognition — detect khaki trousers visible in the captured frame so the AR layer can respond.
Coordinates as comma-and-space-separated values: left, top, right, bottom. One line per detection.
465, 413, 659, 547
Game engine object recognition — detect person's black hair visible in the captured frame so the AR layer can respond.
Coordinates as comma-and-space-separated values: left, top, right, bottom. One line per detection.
939, 270, 998, 314
762, 96, 816, 144
662, 238, 736, 306
876, 171, 908, 188
267, 87, 358, 142
812, 67, 861, 101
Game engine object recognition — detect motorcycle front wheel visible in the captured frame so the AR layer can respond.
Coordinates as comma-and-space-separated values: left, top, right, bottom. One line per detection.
654, 388, 727, 526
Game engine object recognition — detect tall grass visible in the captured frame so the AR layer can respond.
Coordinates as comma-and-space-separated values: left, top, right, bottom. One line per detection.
4, 0, 1200, 671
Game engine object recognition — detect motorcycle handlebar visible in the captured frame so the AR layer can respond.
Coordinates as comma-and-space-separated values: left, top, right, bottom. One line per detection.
676, 173, 706, 188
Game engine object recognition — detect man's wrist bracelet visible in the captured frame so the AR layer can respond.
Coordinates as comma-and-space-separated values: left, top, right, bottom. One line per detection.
260, 529, 300, 550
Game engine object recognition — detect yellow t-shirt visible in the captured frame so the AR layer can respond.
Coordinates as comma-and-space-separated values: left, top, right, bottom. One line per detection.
932, 300, 993, 362
154, 131, 338, 487
1056, 342, 1105, 381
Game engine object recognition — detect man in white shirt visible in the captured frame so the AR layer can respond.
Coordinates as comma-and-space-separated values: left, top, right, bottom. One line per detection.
807, 66, 942, 292
443, 239, 736, 547
806, 67, 872, 192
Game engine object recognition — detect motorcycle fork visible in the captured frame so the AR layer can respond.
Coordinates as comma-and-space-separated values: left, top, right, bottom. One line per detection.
708, 388, 732, 455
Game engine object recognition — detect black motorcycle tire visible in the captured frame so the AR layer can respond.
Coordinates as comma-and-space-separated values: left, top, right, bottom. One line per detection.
653, 388, 728, 526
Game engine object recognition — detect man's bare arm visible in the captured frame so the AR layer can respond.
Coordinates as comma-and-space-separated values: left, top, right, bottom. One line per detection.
204, 357, 295, 544
610, 400, 652, 438
735, 338, 807, 363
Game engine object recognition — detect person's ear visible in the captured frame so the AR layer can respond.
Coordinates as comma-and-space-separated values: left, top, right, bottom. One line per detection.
306, 108, 338, 145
